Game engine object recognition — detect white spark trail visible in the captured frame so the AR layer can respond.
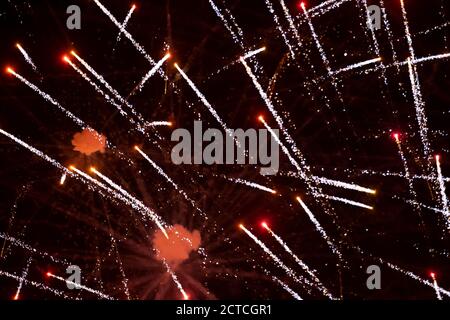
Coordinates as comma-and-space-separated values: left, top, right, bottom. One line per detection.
264, 224, 333, 299
240, 225, 315, 294
74, 167, 168, 238
0, 128, 167, 237
407, 58, 431, 160
321, 194, 373, 210
93, 0, 162, 71
145, 121, 172, 127
135, 146, 205, 218
0, 270, 71, 299
13, 256, 32, 300
70, 51, 146, 129
115, 4, 136, 45
296, 197, 341, 257
393, 134, 422, 215
332, 57, 381, 75
7, 69, 85, 127
432, 276, 443, 300
175, 63, 231, 135
162, 260, 189, 300
272, 276, 302, 300
129, 53, 171, 96
313, 176, 376, 194
48, 273, 113, 299
435, 155, 450, 228
242, 47, 266, 60
228, 178, 276, 194
16, 43, 38, 72
355, 247, 450, 298
64, 56, 128, 117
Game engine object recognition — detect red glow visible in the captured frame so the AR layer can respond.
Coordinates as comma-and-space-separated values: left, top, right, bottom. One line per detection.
132, 4, 137, 10
392, 132, 400, 140
257, 115, 264, 122
261, 221, 269, 229
5, 66, 14, 74
62, 55, 70, 63
435, 155, 440, 161
46, 271, 52, 278
13, 293, 19, 300
430, 272, 436, 279
183, 293, 190, 300
298, 1, 307, 10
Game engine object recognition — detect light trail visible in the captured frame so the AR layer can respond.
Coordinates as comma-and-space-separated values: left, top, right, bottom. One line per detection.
5, 68, 85, 128
332, 57, 381, 75
322, 195, 373, 210
13, 256, 32, 300
16, 43, 38, 71
115, 4, 136, 45
262, 222, 333, 299
435, 155, 450, 228
228, 178, 276, 194
296, 197, 341, 257
47, 272, 113, 299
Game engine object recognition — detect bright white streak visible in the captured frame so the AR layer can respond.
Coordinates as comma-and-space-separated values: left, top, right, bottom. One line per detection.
407, 58, 431, 161
272, 276, 302, 300
332, 57, 381, 75
264, 224, 333, 299
7, 69, 85, 127
115, 4, 136, 44
435, 155, 450, 228
242, 47, 266, 60
70, 51, 145, 127
146, 121, 172, 127
16, 43, 37, 71
130, 53, 171, 96
64, 57, 128, 117
393, 134, 422, 215
314, 176, 376, 194
322, 194, 373, 210
432, 275, 443, 300
162, 260, 189, 300
135, 146, 205, 218
174, 63, 230, 134
93, 0, 159, 66
228, 178, 276, 194
296, 197, 341, 257
0, 129, 167, 238
263, 0, 296, 57
90, 167, 168, 237
240, 224, 315, 292
48, 273, 113, 299
0, 270, 71, 299
60, 173, 67, 185
13, 256, 32, 300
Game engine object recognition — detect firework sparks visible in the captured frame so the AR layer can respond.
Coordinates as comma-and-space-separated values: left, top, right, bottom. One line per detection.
296, 197, 341, 257
46, 272, 113, 299
262, 222, 333, 299
239, 224, 318, 296
13, 256, 32, 300
5, 68, 85, 127
321, 195, 373, 210
228, 178, 276, 194
435, 155, 450, 228
115, 4, 137, 46
15, 43, 38, 72
430, 273, 443, 300
128, 53, 171, 97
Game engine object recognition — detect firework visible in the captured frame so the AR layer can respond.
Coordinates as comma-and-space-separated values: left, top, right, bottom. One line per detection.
296, 197, 341, 257
46, 272, 113, 300
228, 178, 276, 194
5, 68, 85, 128
430, 273, 443, 300
262, 222, 333, 299
129, 53, 171, 97
435, 155, 450, 228
15, 43, 38, 72
12, 256, 32, 300
115, 4, 137, 46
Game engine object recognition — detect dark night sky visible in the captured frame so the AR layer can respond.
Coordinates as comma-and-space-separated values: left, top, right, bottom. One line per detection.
0, 0, 449, 300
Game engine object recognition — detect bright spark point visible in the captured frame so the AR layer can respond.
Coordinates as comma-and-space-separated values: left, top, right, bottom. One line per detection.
60, 173, 67, 185
261, 222, 268, 229
6, 67, 14, 74
13, 293, 19, 300
239, 224, 244, 230
258, 115, 264, 122
430, 272, 436, 279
